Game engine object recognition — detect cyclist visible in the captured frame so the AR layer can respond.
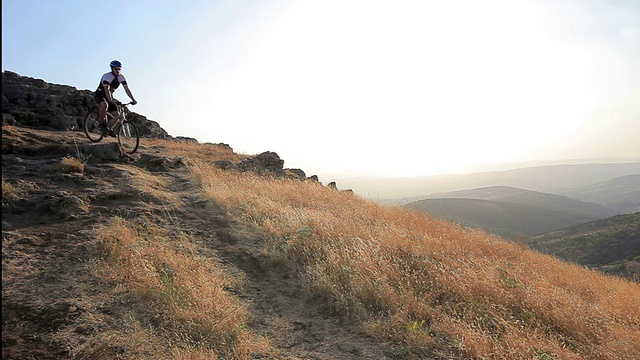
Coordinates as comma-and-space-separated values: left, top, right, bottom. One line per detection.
95, 60, 137, 135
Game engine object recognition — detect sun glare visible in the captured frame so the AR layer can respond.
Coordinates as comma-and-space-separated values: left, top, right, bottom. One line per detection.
200, 0, 633, 176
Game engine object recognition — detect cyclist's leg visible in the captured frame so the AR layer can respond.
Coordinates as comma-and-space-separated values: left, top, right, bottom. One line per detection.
96, 91, 117, 128
96, 93, 108, 123
99, 101, 108, 122
94, 93, 109, 134
108, 104, 120, 137
105, 103, 118, 129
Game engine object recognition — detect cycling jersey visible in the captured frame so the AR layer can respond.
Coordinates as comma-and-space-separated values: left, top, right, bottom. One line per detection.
96, 72, 128, 93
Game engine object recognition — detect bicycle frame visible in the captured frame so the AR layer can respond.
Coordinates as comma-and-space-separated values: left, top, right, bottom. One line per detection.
106, 102, 133, 129
84, 100, 140, 154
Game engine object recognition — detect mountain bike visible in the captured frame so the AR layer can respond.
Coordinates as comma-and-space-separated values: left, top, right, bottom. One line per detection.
84, 101, 140, 154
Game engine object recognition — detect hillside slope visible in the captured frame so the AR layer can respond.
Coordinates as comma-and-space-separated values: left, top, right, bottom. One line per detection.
427, 186, 616, 218
555, 175, 640, 214
403, 197, 598, 239
528, 212, 640, 280
2, 126, 393, 359
3, 125, 640, 359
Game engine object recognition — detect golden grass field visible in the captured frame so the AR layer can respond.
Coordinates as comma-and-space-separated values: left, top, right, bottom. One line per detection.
183, 160, 640, 359
3, 128, 639, 359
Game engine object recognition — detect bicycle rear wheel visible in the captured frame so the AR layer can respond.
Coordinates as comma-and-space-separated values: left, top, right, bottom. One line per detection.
84, 111, 104, 142
118, 121, 140, 154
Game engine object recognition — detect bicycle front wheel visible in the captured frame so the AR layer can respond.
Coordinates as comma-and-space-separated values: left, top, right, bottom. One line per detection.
118, 121, 140, 154
84, 111, 104, 142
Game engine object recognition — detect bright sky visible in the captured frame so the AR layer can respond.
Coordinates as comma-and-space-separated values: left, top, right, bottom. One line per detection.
3, 0, 639, 179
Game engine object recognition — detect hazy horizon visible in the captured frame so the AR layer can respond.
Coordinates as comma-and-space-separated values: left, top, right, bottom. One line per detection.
334, 160, 640, 201
327, 157, 640, 180
3, 0, 639, 178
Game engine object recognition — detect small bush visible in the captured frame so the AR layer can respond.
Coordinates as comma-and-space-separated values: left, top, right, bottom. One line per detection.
60, 155, 85, 174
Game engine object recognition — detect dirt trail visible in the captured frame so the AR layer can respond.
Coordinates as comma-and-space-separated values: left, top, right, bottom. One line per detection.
2, 126, 405, 359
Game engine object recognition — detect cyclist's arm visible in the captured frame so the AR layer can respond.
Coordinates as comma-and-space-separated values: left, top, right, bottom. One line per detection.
123, 84, 137, 104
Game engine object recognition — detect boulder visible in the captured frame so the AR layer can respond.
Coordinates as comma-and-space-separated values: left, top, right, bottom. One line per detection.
214, 160, 238, 171
285, 168, 306, 180
255, 151, 285, 169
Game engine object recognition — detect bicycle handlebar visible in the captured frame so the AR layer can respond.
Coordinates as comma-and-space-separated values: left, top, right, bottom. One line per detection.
111, 100, 136, 106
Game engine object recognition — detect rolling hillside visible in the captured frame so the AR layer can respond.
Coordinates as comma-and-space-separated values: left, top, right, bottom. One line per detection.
403, 197, 600, 239
527, 212, 640, 281
338, 162, 640, 200
555, 174, 640, 214
4, 125, 640, 359
427, 186, 616, 218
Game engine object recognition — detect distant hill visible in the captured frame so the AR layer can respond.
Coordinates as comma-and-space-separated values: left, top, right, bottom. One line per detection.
427, 186, 616, 219
527, 212, 640, 281
338, 162, 640, 200
554, 175, 640, 214
404, 197, 599, 239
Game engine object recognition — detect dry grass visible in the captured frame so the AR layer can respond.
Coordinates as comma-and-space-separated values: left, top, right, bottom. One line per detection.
5, 125, 638, 359
1, 176, 38, 205
116, 164, 185, 206
142, 138, 248, 165
2, 177, 20, 204
87, 217, 267, 359
60, 155, 85, 174
188, 162, 640, 359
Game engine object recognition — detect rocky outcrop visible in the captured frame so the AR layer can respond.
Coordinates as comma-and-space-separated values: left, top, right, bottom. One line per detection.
215, 151, 319, 182
238, 151, 285, 174
238, 151, 303, 180
2, 71, 169, 138
2, 71, 337, 187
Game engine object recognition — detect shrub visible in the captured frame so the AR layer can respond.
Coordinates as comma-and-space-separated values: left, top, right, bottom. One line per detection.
60, 155, 85, 174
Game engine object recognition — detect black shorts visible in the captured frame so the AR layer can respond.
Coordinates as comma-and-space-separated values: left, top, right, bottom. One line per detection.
94, 91, 117, 112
